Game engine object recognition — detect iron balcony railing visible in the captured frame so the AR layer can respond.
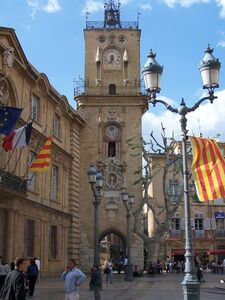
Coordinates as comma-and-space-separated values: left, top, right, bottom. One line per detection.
170, 229, 182, 238
0, 168, 27, 194
86, 21, 139, 29
215, 229, 225, 238
74, 85, 146, 97
194, 230, 205, 238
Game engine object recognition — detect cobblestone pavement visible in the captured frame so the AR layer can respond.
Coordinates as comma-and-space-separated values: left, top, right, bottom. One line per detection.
32, 272, 225, 300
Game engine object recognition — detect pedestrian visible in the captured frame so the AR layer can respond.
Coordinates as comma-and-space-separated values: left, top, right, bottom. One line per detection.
34, 257, 41, 282
61, 259, 86, 300
27, 258, 39, 297
0, 259, 10, 296
105, 259, 113, 284
123, 256, 128, 274
2, 257, 26, 300
90, 265, 102, 300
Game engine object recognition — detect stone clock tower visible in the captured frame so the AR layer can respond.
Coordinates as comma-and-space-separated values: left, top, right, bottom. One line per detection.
75, 0, 147, 270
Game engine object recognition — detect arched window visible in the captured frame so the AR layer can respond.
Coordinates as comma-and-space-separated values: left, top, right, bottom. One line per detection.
109, 84, 116, 95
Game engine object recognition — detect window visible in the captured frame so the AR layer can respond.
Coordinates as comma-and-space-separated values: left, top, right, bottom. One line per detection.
26, 219, 35, 257
109, 84, 116, 95
50, 225, 57, 259
31, 95, 39, 121
28, 151, 36, 191
195, 218, 203, 230
168, 179, 180, 202
216, 218, 225, 230
50, 165, 58, 200
108, 142, 116, 157
53, 114, 60, 138
171, 218, 180, 230
214, 198, 224, 204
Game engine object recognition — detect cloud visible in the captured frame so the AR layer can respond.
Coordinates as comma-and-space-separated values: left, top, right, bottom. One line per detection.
82, 0, 104, 14
218, 40, 225, 47
162, 0, 210, 8
42, 0, 61, 13
27, 0, 61, 18
82, 0, 133, 15
216, 0, 225, 17
142, 89, 225, 143
140, 3, 152, 10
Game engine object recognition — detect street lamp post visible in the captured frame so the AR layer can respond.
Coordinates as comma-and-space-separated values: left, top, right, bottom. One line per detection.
142, 46, 221, 300
87, 163, 103, 266
122, 191, 135, 281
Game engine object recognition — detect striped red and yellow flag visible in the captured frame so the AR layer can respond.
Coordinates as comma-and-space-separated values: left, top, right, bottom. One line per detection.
28, 136, 52, 172
189, 136, 225, 202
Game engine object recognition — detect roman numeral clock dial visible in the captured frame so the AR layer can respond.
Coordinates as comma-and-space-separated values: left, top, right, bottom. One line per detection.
103, 48, 122, 70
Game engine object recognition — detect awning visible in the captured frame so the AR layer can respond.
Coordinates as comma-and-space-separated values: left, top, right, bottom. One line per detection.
208, 249, 225, 255
172, 249, 207, 256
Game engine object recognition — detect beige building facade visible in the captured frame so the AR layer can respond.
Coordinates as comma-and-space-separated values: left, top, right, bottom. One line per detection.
148, 142, 225, 266
0, 2, 148, 274
0, 27, 85, 274
76, 4, 147, 270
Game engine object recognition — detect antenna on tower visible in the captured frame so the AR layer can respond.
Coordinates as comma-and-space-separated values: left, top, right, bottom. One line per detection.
137, 9, 141, 26
197, 118, 202, 137
86, 10, 90, 28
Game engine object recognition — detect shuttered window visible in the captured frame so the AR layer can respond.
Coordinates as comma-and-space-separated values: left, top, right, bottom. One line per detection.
26, 219, 35, 257
50, 165, 58, 200
53, 114, 60, 138
31, 95, 39, 121
50, 225, 57, 259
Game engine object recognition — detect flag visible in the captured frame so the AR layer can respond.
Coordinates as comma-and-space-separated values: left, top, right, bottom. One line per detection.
0, 106, 23, 135
2, 122, 32, 152
189, 136, 225, 202
28, 136, 52, 172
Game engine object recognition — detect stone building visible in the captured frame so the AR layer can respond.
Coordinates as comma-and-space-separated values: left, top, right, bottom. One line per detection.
0, 26, 85, 275
76, 1, 147, 270
0, 1, 148, 274
147, 141, 225, 266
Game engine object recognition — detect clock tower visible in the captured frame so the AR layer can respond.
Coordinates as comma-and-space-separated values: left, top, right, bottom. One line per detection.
76, 0, 147, 270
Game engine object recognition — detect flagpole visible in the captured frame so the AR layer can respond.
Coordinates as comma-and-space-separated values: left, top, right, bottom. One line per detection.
23, 124, 48, 178
26, 129, 53, 190
3, 117, 31, 170
12, 121, 33, 175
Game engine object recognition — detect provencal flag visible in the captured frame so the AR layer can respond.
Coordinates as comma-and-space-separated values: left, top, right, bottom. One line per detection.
28, 136, 52, 172
189, 136, 225, 202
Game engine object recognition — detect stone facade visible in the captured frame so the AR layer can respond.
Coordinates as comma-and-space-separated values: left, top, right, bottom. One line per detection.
148, 142, 225, 265
76, 25, 147, 270
0, 27, 85, 275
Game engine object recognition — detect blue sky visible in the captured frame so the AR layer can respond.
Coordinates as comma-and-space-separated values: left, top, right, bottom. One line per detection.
1, 0, 225, 141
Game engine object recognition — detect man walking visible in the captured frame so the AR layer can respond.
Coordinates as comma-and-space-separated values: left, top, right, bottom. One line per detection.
2, 257, 26, 300
61, 259, 86, 300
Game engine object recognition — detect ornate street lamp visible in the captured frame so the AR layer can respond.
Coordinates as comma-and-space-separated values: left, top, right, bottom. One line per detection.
88, 163, 103, 266
142, 46, 221, 300
122, 190, 135, 281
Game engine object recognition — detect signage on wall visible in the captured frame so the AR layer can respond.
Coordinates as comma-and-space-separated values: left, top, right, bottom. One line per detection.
215, 211, 225, 219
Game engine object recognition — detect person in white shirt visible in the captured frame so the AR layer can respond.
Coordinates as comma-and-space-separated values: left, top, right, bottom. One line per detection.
34, 257, 41, 282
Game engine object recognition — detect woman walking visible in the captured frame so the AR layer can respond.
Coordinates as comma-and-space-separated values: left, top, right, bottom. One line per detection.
105, 259, 113, 284
0, 259, 10, 296
27, 258, 38, 297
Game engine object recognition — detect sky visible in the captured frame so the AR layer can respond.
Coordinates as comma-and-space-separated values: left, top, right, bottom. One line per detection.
1, 0, 225, 142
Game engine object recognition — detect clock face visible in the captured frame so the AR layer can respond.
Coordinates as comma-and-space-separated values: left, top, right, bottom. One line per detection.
103, 49, 122, 69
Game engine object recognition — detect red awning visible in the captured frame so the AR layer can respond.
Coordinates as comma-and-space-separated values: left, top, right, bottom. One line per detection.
172, 249, 205, 256
208, 249, 225, 255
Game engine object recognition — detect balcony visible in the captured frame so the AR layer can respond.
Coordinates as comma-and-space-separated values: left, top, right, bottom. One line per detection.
86, 21, 139, 29
215, 229, 225, 238
0, 168, 27, 194
194, 230, 205, 238
170, 230, 182, 238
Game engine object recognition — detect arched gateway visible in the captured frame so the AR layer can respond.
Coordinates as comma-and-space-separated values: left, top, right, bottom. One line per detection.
75, 0, 148, 271
99, 229, 126, 267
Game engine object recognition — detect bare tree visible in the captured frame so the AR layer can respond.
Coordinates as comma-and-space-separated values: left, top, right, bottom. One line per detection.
127, 125, 184, 265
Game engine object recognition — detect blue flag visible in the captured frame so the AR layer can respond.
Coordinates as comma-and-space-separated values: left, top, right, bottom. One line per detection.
0, 106, 23, 135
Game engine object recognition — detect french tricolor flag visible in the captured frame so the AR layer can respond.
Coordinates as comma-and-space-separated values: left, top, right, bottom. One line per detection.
2, 122, 32, 152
